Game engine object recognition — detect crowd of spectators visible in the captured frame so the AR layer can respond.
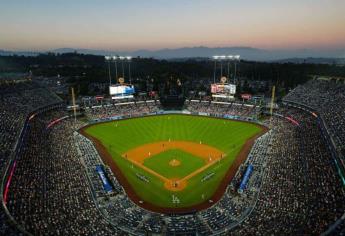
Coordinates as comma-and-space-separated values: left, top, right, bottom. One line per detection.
85, 101, 160, 120
284, 79, 345, 154
0, 81, 62, 235
185, 100, 260, 118
6, 110, 119, 235
236, 108, 345, 235
282, 78, 345, 235
1, 78, 345, 235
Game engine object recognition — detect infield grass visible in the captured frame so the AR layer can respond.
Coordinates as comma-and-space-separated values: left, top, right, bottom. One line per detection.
144, 149, 205, 179
84, 114, 262, 208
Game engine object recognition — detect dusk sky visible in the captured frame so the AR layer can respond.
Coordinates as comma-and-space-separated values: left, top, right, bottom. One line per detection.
0, 0, 344, 51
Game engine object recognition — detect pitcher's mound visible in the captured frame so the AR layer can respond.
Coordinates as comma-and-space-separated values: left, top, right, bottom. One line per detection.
169, 159, 181, 167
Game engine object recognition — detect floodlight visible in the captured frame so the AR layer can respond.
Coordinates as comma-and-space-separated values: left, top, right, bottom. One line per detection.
227, 55, 234, 60
105, 56, 111, 60
212, 55, 220, 60
112, 56, 118, 60
126, 56, 132, 60
219, 55, 226, 60
119, 56, 125, 60
234, 55, 240, 60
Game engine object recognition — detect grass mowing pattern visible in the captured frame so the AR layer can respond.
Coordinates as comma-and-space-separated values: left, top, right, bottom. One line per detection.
85, 115, 262, 208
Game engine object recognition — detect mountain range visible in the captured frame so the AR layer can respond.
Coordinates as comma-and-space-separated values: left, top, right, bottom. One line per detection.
1, 46, 344, 63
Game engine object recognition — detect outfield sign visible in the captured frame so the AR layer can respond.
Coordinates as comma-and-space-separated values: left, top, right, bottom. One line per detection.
241, 93, 252, 100
96, 165, 113, 193
111, 95, 134, 100
89, 110, 258, 124
238, 164, 253, 194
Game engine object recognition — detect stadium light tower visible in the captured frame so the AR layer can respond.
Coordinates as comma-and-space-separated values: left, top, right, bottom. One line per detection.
105, 56, 112, 85
212, 56, 220, 83
126, 56, 132, 84
227, 55, 234, 78
112, 56, 118, 81
119, 56, 126, 79
212, 55, 240, 84
234, 55, 240, 83
220, 56, 224, 77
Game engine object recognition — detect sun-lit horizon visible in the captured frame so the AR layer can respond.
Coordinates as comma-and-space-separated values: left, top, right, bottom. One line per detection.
1, 0, 345, 52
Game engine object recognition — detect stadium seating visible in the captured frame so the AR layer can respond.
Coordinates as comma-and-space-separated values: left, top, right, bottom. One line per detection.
1, 79, 345, 235
185, 100, 259, 118
0, 81, 62, 235
284, 79, 345, 155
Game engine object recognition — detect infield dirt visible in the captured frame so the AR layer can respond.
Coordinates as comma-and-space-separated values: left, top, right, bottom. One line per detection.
122, 141, 225, 191
122, 141, 224, 163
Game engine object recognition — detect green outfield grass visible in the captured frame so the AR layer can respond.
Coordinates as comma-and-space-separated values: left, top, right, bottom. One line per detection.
84, 114, 263, 208
144, 149, 206, 179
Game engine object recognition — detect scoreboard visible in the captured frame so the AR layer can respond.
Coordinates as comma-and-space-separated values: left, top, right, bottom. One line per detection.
109, 85, 135, 99
211, 83, 236, 95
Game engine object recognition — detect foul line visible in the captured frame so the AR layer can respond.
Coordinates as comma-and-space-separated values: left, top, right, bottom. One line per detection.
180, 158, 222, 182
127, 158, 170, 183
126, 156, 223, 190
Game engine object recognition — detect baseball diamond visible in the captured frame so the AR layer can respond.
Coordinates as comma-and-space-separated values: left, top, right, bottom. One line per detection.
81, 114, 265, 212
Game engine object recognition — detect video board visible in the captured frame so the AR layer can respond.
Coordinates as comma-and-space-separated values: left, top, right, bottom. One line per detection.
211, 83, 236, 95
109, 85, 135, 96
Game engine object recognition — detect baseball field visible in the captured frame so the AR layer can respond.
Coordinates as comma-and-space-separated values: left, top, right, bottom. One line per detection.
82, 114, 264, 211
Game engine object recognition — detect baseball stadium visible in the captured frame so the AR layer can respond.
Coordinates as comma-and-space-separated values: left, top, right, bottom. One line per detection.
2, 0, 345, 234
0, 57, 345, 236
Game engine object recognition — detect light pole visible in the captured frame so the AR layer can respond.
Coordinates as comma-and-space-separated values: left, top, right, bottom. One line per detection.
119, 56, 125, 79
212, 56, 219, 83
211, 55, 241, 84
227, 55, 234, 79
219, 55, 226, 77
234, 55, 240, 84
126, 56, 132, 84
112, 56, 118, 81
105, 56, 112, 86
220, 61, 223, 77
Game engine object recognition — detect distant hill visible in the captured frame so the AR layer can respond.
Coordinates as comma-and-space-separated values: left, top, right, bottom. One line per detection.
0, 49, 40, 57
273, 57, 345, 65
1, 46, 344, 63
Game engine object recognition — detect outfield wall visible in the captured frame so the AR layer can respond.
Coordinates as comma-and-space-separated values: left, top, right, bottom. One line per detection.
87, 110, 264, 127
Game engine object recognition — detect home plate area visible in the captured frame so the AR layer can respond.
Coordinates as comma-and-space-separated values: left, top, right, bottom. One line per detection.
122, 140, 225, 191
